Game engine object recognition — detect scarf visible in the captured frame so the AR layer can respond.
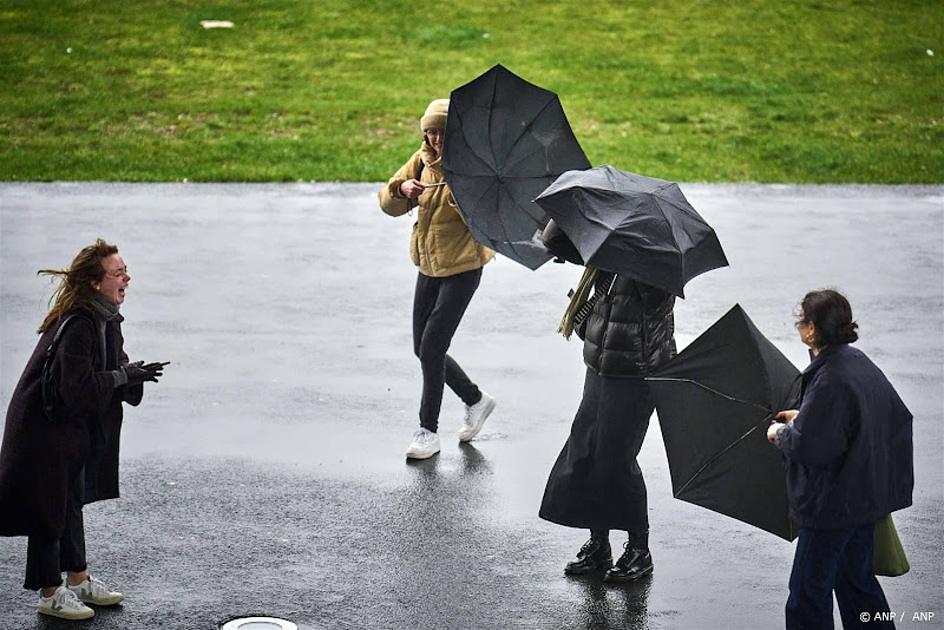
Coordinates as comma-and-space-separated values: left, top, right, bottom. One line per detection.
87, 294, 119, 369
558, 268, 619, 339
88, 294, 120, 321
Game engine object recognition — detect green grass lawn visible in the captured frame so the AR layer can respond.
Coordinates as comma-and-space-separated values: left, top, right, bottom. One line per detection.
1, 0, 941, 182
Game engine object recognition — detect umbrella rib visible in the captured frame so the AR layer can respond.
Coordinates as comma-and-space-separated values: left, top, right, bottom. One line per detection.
501, 97, 558, 172
647, 376, 776, 498
674, 420, 771, 497
488, 74, 500, 176
649, 194, 684, 275
454, 106, 502, 175
497, 186, 527, 257
645, 377, 770, 413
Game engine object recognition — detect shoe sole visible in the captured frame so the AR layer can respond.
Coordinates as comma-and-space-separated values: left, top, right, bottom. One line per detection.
38, 607, 95, 620
564, 560, 613, 575
457, 398, 496, 442
77, 594, 125, 606
405, 447, 440, 460
603, 565, 654, 583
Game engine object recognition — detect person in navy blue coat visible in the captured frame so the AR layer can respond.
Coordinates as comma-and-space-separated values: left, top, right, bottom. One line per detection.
767, 289, 913, 630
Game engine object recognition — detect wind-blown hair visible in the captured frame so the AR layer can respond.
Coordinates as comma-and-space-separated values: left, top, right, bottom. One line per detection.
37, 239, 119, 333
800, 289, 859, 347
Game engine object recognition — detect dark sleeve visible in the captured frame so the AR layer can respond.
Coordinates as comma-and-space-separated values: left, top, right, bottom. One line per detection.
115, 323, 144, 407
54, 318, 117, 415
777, 372, 853, 466
541, 219, 584, 265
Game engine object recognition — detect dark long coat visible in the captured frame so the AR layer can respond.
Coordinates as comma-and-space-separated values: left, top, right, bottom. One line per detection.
540, 273, 676, 531
777, 344, 913, 529
0, 309, 142, 538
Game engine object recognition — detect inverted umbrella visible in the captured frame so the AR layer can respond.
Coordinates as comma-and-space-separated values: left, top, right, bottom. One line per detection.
646, 304, 800, 541
443, 64, 591, 270
534, 165, 728, 297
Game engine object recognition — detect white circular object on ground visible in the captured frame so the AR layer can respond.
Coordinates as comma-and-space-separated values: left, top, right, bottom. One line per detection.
220, 618, 298, 630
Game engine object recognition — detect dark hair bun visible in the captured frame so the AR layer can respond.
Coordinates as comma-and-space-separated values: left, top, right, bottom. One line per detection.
840, 320, 859, 343
801, 289, 858, 347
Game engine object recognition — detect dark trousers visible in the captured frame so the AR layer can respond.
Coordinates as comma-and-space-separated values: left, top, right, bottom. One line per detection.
24, 467, 87, 591
786, 523, 893, 630
413, 268, 482, 432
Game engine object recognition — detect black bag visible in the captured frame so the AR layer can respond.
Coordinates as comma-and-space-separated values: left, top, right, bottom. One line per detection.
41, 314, 80, 422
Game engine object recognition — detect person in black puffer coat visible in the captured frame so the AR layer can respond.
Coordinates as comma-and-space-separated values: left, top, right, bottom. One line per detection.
539, 220, 676, 583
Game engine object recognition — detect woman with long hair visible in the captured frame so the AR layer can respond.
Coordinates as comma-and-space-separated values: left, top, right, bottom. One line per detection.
0, 239, 166, 621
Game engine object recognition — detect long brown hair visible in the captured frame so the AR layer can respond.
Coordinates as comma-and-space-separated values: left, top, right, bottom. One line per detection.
37, 239, 119, 333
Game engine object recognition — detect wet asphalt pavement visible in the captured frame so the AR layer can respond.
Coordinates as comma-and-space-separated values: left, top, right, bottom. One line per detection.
0, 183, 942, 629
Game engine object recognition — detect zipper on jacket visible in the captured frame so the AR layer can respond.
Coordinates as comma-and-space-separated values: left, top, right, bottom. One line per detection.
636, 283, 649, 371
597, 274, 617, 361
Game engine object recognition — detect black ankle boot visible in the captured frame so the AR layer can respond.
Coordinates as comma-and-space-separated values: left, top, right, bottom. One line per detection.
564, 536, 612, 575
604, 540, 653, 582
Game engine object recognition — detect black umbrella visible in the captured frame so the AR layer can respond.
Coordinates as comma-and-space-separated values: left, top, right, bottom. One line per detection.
534, 165, 728, 297
646, 304, 800, 541
443, 64, 591, 270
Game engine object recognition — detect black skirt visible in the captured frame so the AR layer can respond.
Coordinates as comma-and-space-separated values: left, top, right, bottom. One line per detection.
539, 368, 655, 533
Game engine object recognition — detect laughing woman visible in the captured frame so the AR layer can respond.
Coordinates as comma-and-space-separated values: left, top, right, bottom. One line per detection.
379, 98, 496, 459
0, 240, 166, 621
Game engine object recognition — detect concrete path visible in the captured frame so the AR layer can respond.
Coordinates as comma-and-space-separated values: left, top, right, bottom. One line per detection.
1, 183, 941, 629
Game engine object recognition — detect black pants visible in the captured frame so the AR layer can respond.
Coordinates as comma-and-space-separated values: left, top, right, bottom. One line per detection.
540, 369, 653, 533
24, 467, 87, 590
413, 268, 482, 432
786, 523, 893, 630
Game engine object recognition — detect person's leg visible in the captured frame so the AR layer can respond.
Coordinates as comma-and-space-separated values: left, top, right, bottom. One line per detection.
598, 379, 654, 582
60, 468, 125, 606
434, 268, 483, 405
836, 522, 894, 630
416, 269, 482, 431
25, 536, 63, 594
786, 527, 853, 630
412, 271, 442, 432
623, 382, 654, 539
61, 467, 88, 587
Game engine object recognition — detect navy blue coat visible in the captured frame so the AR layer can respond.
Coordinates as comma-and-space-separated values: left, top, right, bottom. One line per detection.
777, 344, 913, 529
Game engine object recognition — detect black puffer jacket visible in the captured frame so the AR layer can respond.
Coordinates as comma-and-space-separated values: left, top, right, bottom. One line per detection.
581, 275, 676, 377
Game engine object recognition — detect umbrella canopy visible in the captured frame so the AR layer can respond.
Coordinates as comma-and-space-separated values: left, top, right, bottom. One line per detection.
646, 304, 800, 541
534, 165, 728, 297
443, 64, 591, 270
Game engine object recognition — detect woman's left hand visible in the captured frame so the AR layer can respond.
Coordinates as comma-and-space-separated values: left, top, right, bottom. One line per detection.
773, 409, 798, 425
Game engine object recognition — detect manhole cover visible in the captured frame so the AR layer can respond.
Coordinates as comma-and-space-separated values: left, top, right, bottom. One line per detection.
220, 617, 298, 630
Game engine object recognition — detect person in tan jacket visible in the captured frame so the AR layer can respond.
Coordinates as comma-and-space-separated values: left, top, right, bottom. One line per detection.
379, 98, 496, 459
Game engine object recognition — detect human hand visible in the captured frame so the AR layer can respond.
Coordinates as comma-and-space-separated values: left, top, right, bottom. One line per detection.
125, 361, 169, 384
399, 179, 425, 199
767, 422, 787, 444
773, 409, 799, 425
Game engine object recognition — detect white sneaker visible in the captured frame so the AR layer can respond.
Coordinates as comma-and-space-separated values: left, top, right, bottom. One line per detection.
67, 575, 125, 606
37, 586, 95, 620
405, 428, 440, 459
458, 391, 496, 442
